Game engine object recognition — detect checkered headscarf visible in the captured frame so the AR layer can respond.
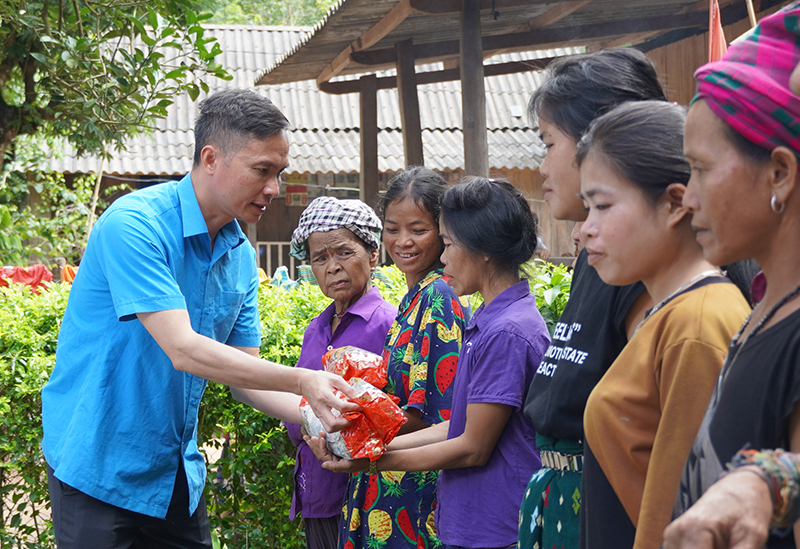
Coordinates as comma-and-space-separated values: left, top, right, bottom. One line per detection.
694, 1, 800, 159
290, 196, 382, 260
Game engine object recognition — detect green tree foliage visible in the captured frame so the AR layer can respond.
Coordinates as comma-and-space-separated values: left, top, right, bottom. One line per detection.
0, 0, 231, 174
0, 134, 105, 265
200, 0, 339, 26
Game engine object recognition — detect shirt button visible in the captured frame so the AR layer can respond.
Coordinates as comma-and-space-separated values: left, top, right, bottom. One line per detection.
327, 345, 333, 351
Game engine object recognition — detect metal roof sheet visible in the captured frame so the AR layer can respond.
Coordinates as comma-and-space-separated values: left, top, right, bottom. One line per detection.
49, 25, 558, 176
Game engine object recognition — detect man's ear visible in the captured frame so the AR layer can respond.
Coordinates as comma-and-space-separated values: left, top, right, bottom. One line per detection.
664, 183, 690, 228
200, 144, 221, 175
768, 146, 799, 209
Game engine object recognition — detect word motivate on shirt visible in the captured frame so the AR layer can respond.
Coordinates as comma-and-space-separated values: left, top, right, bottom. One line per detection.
536, 321, 587, 377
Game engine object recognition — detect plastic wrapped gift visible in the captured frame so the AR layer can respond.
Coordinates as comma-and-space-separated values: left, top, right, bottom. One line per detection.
300, 347, 407, 461
322, 346, 387, 389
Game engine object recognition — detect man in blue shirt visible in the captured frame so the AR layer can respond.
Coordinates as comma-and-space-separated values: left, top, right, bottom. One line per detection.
41, 89, 356, 548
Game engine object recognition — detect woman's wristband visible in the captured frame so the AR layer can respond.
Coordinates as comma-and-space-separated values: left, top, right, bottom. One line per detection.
723, 448, 800, 529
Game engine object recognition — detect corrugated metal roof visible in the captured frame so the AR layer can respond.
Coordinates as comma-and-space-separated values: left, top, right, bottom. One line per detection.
49, 25, 560, 176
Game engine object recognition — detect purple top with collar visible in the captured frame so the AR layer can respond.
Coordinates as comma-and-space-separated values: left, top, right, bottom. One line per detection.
285, 286, 396, 519
436, 280, 548, 547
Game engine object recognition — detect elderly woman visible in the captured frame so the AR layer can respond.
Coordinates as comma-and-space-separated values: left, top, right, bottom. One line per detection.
667, 3, 800, 548
235, 196, 396, 549
287, 196, 397, 549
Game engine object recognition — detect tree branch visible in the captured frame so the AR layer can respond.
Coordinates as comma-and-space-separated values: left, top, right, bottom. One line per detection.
71, 0, 84, 36
22, 55, 37, 107
42, 0, 51, 35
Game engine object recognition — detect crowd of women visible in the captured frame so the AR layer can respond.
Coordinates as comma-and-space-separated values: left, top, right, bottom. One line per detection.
253, 2, 800, 548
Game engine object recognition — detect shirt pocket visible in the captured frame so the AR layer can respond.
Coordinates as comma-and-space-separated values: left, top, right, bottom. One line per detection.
213, 290, 246, 342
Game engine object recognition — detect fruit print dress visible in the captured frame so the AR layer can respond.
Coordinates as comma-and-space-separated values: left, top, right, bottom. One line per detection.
339, 269, 469, 549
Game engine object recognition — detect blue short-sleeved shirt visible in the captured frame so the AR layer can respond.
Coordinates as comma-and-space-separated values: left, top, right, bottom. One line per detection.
41, 174, 261, 519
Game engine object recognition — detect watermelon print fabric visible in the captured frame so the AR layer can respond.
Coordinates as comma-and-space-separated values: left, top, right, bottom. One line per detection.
338, 269, 469, 549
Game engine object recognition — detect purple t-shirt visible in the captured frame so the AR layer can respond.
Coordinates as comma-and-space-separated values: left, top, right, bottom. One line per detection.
285, 286, 397, 519
436, 280, 548, 547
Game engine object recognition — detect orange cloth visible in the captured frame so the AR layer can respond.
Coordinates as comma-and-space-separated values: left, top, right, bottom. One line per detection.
709, 0, 728, 62
0, 264, 53, 293
62, 265, 78, 283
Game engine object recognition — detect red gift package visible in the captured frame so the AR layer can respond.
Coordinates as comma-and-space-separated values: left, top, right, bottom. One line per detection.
300, 347, 407, 460
322, 346, 387, 389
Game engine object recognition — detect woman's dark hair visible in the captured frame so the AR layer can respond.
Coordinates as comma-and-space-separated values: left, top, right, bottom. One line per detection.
575, 101, 690, 203
379, 166, 448, 222
722, 259, 761, 306
529, 48, 667, 141
440, 177, 538, 276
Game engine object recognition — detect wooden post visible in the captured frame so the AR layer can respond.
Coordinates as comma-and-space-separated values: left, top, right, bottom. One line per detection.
745, 0, 757, 28
359, 74, 380, 210
395, 38, 424, 167
461, 0, 488, 176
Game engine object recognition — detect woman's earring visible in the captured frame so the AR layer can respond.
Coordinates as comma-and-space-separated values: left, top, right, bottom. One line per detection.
771, 195, 786, 214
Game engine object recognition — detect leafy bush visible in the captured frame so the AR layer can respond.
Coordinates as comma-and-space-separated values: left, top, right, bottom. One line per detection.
0, 283, 69, 549
0, 262, 570, 548
529, 260, 573, 336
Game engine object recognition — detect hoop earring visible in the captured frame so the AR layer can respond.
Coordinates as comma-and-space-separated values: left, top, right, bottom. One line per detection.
771, 195, 786, 214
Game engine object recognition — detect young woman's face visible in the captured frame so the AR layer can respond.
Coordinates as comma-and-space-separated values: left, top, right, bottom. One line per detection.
682, 100, 773, 267
538, 119, 586, 221
579, 151, 666, 286
439, 224, 485, 297
383, 197, 442, 287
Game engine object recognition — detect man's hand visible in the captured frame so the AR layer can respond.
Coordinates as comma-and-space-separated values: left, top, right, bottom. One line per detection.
662, 468, 771, 549
299, 369, 359, 432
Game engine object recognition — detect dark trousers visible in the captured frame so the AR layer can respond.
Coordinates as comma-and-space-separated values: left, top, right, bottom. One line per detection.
47, 462, 212, 549
304, 515, 339, 549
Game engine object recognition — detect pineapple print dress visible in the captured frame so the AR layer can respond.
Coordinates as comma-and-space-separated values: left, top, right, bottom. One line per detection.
338, 269, 469, 549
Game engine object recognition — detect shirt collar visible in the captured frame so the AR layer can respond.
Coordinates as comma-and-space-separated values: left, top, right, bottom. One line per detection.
319, 286, 387, 324
177, 173, 247, 251
471, 279, 531, 330
418, 269, 442, 292
177, 174, 208, 238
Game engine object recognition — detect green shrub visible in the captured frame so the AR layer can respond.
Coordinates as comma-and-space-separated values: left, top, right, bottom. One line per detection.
529, 260, 573, 336
0, 283, 69, 549
0, 262, 570, 548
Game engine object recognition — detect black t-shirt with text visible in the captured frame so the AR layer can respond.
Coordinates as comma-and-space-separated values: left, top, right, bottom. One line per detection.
524, 249, 645, 440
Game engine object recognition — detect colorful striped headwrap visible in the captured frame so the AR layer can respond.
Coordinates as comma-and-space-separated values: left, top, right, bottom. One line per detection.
694, 1, 800, 159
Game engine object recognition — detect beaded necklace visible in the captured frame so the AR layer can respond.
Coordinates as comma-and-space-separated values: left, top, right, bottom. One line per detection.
716, 280, 800, 390
730, 280, 800, 349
